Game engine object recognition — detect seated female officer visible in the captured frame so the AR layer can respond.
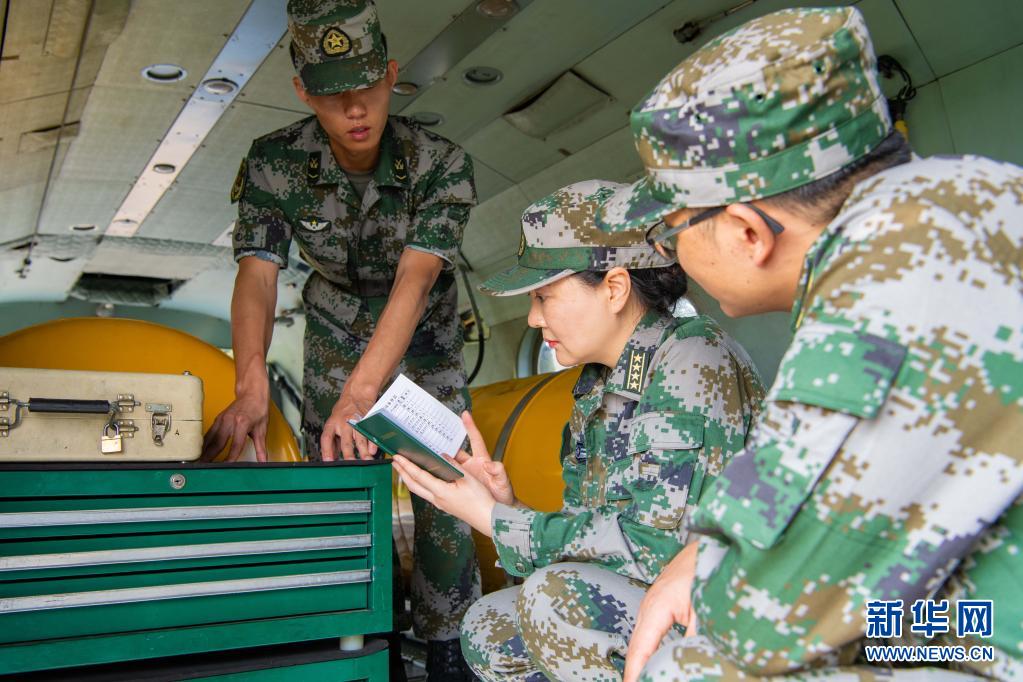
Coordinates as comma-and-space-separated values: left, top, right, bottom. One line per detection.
392, 179, 765, 682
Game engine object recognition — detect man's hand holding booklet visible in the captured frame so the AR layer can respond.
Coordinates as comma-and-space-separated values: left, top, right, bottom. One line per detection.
347, 374, 466, 481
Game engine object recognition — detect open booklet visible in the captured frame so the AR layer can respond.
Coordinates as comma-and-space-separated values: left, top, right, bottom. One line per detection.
348, 374, 465, 482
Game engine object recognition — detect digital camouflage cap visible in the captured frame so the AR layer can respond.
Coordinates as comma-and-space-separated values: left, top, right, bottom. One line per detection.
600, 6, 893, 230
479, 180, 674, 297
287, 0, 387, 95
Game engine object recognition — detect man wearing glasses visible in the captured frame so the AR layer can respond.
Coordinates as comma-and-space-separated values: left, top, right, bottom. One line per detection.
601, 6, 1022, 680
202, 1, 480, 678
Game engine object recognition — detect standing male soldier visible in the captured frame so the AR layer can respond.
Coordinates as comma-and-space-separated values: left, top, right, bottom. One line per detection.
201, 1, 481, 678
599, 6, 1022, 680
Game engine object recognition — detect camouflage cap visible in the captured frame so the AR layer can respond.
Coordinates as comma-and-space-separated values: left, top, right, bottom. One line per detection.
287, 0, 387, 96
479, 180, 674, 297
600, 6, 892, 230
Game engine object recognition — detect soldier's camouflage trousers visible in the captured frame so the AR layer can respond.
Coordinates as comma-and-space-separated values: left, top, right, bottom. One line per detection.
458, 560, 987, 682
639, 636, 986, 681
302, 303, 481, 641
461, 562, 650, 681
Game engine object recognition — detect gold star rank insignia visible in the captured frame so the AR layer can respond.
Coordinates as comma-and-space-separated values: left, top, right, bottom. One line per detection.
625, 349, 648, 393
321, 27, 351, 56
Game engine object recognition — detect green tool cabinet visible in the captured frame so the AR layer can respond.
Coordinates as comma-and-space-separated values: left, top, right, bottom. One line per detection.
0, 462, 392, 677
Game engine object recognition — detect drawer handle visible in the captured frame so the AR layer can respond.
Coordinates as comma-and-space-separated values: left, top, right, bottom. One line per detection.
0, 534, 372, 572
0, 569, 373, 613
0, 500, 372, 528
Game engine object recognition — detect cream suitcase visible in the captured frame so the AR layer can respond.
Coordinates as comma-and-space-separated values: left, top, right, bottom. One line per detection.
0, 367, 203, 461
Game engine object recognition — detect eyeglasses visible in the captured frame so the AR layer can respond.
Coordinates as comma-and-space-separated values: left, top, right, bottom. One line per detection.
645, 204, 786, 254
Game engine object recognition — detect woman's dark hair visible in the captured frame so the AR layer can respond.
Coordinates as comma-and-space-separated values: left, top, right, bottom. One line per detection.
575, 264, 688, 315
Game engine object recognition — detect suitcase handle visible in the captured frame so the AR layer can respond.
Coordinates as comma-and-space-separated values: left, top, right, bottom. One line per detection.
27, 398, 112, 414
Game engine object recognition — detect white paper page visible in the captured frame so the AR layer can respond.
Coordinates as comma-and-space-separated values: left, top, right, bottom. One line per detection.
369, 374, 467, 456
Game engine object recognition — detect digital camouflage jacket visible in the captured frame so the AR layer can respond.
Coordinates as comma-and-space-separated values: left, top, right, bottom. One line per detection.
691, 155, 1023, 679
492, 310, 764, 584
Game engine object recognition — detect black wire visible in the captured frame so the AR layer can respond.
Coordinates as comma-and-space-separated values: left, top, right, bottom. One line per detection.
877, 55, 917, 120
0, 0, 12, 71
458, 266, 485, 384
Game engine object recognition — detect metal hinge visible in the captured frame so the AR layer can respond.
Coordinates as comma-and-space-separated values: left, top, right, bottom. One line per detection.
0, 391, 9, 412
116, 394, 139, 413
0, 416, 8, 438
115, 419, 138, 439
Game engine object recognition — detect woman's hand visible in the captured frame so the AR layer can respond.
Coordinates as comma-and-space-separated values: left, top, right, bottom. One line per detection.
623, 542, 700, 682
451, 411, 516, 506
392, 452, 498, 537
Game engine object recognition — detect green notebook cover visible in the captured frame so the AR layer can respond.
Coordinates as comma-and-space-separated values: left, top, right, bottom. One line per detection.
351, 413, 463, 482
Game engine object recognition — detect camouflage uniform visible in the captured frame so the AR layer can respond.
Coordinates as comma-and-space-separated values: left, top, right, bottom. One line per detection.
464, 181, 766, 681
232, 0, 482, 643
596, 6, 1023, 680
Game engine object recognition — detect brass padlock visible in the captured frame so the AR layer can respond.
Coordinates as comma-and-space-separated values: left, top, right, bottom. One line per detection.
101, 423, 123, 454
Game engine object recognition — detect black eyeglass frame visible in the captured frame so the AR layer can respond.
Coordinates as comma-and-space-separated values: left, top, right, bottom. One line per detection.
645, 204, 786, 251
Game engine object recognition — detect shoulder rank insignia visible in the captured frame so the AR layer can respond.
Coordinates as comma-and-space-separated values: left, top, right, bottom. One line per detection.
230, 158, 246, 203
321, 27, 351, 57
307, 152, 321, 184
393, 157, 408, 182
299, 218, 330, 232
625, 349, 650, 394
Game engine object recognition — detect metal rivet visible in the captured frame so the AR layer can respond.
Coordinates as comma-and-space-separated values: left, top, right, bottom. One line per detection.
170, 473, 186, 490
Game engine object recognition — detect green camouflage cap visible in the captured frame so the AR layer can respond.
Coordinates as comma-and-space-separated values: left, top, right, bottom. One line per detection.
600, 6, 892, 230
287, 0, 387, 95
480, 180, 674, 297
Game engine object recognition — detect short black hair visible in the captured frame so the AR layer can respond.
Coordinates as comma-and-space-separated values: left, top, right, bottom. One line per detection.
682, 131, 912, 233
575, 265, 688, 316
764, 131, 912, 222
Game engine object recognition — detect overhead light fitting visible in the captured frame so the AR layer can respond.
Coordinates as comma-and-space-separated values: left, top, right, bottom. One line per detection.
107, 0, 288, 238
96, 303, 116, 318
463, 66, 502, 86
152, 163, 176, 174
392, 81, 419, 96
410, 111, 445, 127
201, 78, 239, 96
70, 223, 97, 232
142, 64, 187, 83
476, 0, 519, 18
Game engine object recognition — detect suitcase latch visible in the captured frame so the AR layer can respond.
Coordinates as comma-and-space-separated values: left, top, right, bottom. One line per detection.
151, 413, 172, 446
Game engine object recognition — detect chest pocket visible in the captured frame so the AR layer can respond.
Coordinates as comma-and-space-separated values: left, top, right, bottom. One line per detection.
703, 323, 907, 549
291, 191, 351, 281
625, 412, 705, 530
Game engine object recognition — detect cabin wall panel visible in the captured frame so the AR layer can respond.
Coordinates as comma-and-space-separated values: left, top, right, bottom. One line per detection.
939, 44, 1023, 167
400, 0, 668, 145
896, 0, 1023, 78
464, 315, 529, 387
902, 82, 954, 158
140, 104, 306, 243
